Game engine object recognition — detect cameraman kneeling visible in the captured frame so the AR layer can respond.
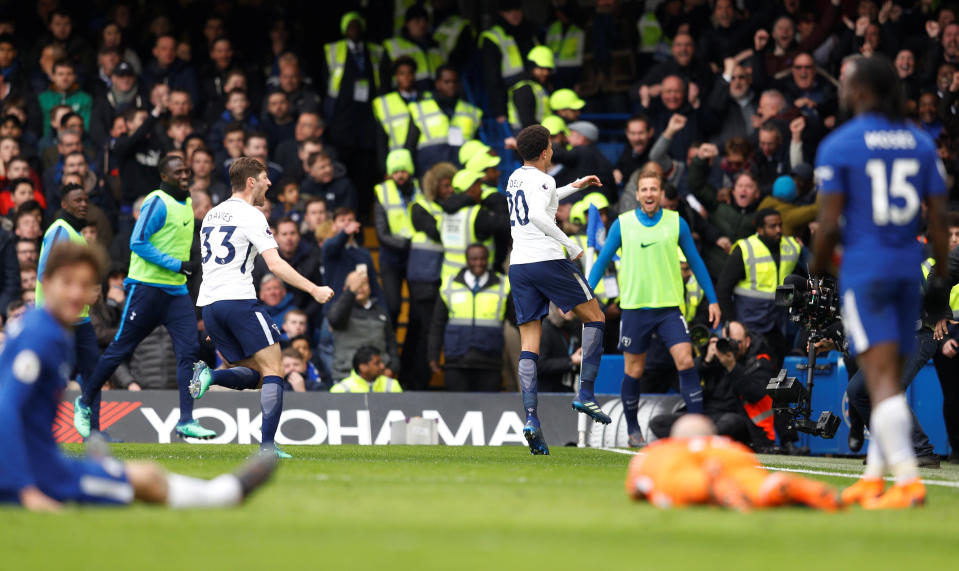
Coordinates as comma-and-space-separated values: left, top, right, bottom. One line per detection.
650, 322, 779, 449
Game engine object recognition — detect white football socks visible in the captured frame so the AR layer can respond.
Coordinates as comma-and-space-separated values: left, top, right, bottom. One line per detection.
862, 430, 885, 478
870, 394, 919, 483
166, 473, 242, 509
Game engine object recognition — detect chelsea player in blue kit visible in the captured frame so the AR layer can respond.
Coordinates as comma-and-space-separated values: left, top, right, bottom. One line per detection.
0, 242, 275, 511
812, 56, 951, 509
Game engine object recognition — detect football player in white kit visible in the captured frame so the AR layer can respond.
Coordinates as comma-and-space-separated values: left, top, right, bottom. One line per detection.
189, 157, 334, 458
507, 125, 610, 455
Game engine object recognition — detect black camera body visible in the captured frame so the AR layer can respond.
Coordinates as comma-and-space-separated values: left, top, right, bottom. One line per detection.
775, 275, 842, 334
766, 370, 841, 439
766, 275, 844, 441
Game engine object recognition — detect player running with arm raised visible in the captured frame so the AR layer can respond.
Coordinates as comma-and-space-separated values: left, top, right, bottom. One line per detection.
812, 56, 950, 509
507, 125, 610, 455
189, 157, 334, 459
588, 168, 720, 447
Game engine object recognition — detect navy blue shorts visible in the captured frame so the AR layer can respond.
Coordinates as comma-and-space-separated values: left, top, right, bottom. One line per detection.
840, 276, 919, 357
509, 259, 594, 324
619, 307, 690, 354
0, 457, 133, 506
202, 299, 283, 363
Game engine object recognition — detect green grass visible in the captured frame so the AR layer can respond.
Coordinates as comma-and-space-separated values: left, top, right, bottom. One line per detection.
2, 445, 959, 569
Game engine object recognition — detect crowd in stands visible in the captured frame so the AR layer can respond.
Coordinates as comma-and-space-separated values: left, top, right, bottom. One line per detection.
0, 0, 958, 428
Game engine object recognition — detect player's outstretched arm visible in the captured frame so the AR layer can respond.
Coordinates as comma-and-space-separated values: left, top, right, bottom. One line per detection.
810, 193, 845, 275
261, 248, 334, 303
557, 175, 603, 201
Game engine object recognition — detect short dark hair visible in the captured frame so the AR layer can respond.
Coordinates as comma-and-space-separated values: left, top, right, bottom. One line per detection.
121, 107, 147, 123
276, 217, 298, 231
59, 112, 82, 128
307, 150, 331, 168
435, 64, 457, 79
466, 242, 489, 257
229, 156, 266, 191
281, 347, 304, 361
392, 55, 417, 75
9, 177, 33, 191
627, 114, 650, 129
223, 121, 246, 138
332, 207, 354, 220
158, 154, 184, 176
755, 208, 781, 229
516, 125, 551, 161
52, 59, 75, 73
947, 211, 959, 229
6, 300, 24, 316
42, 242, 105, 282
15, 200, 41, 216
352, 345, 380, 372
59, 182, 85, 200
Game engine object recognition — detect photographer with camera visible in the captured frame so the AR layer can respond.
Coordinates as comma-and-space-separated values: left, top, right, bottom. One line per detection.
649, 321, 780, 450
717, 208, 804, 365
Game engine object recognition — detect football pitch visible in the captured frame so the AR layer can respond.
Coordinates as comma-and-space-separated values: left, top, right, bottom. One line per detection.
3, 445, 959, 569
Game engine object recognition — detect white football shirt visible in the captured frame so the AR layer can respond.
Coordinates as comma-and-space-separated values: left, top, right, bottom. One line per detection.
197, 198, 278, 306
507, 165, 581, 265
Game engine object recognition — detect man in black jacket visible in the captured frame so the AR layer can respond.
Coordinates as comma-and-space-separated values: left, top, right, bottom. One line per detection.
649, 321, 779, 449
113, 104, 164, 209
551, 121, 617, 204
0, 227, 20, 318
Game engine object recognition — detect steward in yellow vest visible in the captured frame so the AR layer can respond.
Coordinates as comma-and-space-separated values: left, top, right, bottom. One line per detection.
545, 4, 584, 90
408, 66, 483, 172
374, 149, 420, 324
323, 12, 384, 159
718, 209, 801, 339
508, 47, 554, 131
432, 11, 474, 68
331, 346, 403, 393
428, 243, 513, 392
382, 5, 445, 92
372, 57, 429, 162
480, 4, 541, 121
71, 156, 216, 440
439, 170, 505, 278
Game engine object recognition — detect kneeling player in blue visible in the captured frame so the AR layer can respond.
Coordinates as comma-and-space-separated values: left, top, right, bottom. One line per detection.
812, 56, 950, 509
0, 242, 275, 511
506, 125, 611, 455
189, 157, 335, 459
589, 169, 721, 447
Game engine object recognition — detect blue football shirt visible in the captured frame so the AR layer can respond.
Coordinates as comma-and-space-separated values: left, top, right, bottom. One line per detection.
814, 113, 945, 281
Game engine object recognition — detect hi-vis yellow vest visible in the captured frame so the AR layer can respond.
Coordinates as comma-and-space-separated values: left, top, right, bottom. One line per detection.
434, 15, 471, 59
922, 257, 959, 317
383, 36, 444, 83
545, 21, 584, 67
408, 97, 482, 148
324, 40, 383, 98
618, 209, 683, 309
508, 80, 550, 130
479, 25, 525, 82
331, 370, 402, 393
375, 179, 420, 239
733, 234, 800, 301
372, 92, 412, 151
36, 219, 89, 319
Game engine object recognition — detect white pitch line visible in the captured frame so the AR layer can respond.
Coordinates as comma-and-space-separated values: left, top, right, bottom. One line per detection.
597, 447, 959, 489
